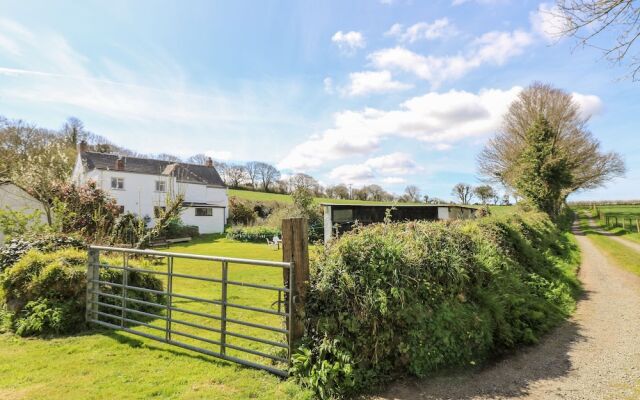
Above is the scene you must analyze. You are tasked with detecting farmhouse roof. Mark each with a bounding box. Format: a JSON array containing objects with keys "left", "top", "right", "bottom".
[{"left": 80, "top": 151, "right": 225, "bottom": 187}]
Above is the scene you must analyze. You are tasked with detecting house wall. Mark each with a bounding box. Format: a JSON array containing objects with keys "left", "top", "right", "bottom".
[
  {"left": 181, "top": 207, "right": 226, "bottom": 234},
  {"left": 74, "top": 161, "right": 228, "bottom": 233},
  {"left": 437, "top": 207, "right": 449, "bottom": 220},
  {"left": 0, "top": 184, "right": 48, "bottom": 243}
]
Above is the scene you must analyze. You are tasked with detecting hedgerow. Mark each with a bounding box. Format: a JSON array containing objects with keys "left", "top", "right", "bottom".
[
  {"left": 292, "top": 210, "right": 579, "bottom": 398},
  {"left": 0, "top": 247, "right": 164, "bottom": 336}
]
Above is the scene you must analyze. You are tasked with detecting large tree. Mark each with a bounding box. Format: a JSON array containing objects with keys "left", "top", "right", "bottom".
[
  {"left": 555, "top": 0, "right": 640, "bottom": 80},
  {"left": 223, "top": 164, "right": 247, "bottom": 188},
  {"left": 255, "top": 162, "right": 280, "bottom": 192},
  {"left": 403, "top": 185, "right": 421, "bottom": 203},
  {"left": 474, "top": 185, "right": 497, "bottom": 205},
  {"left": 479, "top": 82, "right": 625, "bottom": 204},
  {"left": 245, "top": 161, "right": 260, "bottom": 189},
  {"left": 514, "top": 115, "right": 573, "bottom": 217},
  {"left": 451, "top": 183, "right": 474, "bottom": 204}
]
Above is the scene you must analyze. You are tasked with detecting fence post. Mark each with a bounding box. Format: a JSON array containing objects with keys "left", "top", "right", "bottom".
[
  {"left": 86, "top": 247, "right": 99, "bottom": 324},
  {"left": 623, "top": 218, "right": 626, "bottom": 230},
  {"left": 282, "top": 218, "right": 309, "bottom": 352}
]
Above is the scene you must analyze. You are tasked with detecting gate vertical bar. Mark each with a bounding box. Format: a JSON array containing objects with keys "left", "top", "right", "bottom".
[
  {"left": 165, "top": 256, "right": 174, "bottom": 342},
  {"left": 220, "top": 261, "right": 228, "bottom": 355},
  {"left": 86, "top": 248, "right": 100, "bottom": 323},
  {"left": 121, "top": 253, "right": 128, "bottom": 327}
]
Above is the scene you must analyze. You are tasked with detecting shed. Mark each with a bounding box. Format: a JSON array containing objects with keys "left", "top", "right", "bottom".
[
  {"left": 321, "top": 203, "right": 477, "bottom": 243},
  {"left": 0, "top": 181, "right": 48, "bottom": 244}
]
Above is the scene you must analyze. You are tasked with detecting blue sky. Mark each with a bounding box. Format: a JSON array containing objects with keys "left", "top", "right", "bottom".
[{"left": 0, "top": 0, "right": 637, "bottom": 201}]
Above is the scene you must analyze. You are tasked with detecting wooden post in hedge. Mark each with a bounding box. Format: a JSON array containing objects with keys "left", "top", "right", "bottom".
[
  {"left": 86, "top": 247, "right": 100, "bottom": 324},
  {"left": 282, "top": 218, "right": 309, "bottom": 350},
  {"left": 623, "top": 218, "right": 626, "bottom": 230},
  {"left": 636, "top": 218, "right": 640, "bottom": 233}
]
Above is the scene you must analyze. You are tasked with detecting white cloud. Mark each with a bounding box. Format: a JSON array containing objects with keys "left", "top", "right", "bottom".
[
  {"left": 530, "top": 3, "right": 569, "bottom": 42},
  {"left": 385, "top": 19, "right": 453, "bottom": 43},
  {"left": 279, "top": 86, "right": 602, "bottom": 172},
  {"left": 327, "top": 152, "right": 420, "bottom": 184},
  {"left": 370, "top": 29, "right": 533, "bottom": 87},
  {"left": 329, "top": 164, "right": 375, "bottom": 184},
  {"left": 365, "top": 152, "right": 420, "bottom": 175},
  {"left": 343, "top": 70, "right": 412, "bottom": 96},
  {"left": 323, "top": 77, "right": 334, "bottom": 94},
  {"left": 279, "top": 87, "right": 523, "bottom": 171},
  {"left": 382, "top": 177, "right": 406, "bottom": 184},
  {"left": 571, "top": 92, "right": 603, "bottom": 119},
  {"left": 331, "top": 31, "right": 365, "bottom": 54}
]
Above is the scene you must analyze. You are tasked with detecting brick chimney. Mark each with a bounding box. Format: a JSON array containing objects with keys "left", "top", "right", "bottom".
[
  {"left": 77, "top": 140, "right": 88, "bottom": 153},
  {"left": 115, "top": 156, "right": 125, "bottom": 171},
  {"left": 205, "top": 157, "right": 213, "bottom": 167}
]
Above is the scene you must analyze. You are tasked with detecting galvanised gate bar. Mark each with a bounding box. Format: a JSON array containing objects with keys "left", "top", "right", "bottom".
[{"left": 85, "top": 245, "right": 294, "bottom": 377}]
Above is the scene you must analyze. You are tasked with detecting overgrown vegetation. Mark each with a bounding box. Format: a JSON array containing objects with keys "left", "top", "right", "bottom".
[
  {"left": 0, "top": 237, "right": 163, "bottom": 336},
  {"left": 292, "top": 210, "right": 580, "bottom": 398}
]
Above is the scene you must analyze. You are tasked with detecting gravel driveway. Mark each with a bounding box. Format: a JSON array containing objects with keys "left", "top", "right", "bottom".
[{"left": 371, "top": 224, "right": 640, "bottom": 400}]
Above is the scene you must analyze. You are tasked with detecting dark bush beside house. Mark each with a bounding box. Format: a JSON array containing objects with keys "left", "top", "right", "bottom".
[
  {"left": 0, "top": 245, "right": 164, "bottom": 336},
  {"left": 291, "top": 210, "right": 580, "bottom": 398}
]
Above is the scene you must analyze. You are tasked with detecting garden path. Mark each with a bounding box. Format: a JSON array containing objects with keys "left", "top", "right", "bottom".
[{"left": 372, "top": 222, "right": 640, "bottom": 400}]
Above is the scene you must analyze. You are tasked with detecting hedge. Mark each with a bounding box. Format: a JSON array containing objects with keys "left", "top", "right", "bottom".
[
  {"left": 0, "top": 246, "right": 164, "bottom": 336},
  {"left": 291, "top": 210, "right": 580, "bottom": 398}
]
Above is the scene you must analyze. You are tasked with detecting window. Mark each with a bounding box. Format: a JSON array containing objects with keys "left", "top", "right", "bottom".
[
  {"left": 155, "top": 180, "right": 166, "bottom": 192},
  {"left": 111, "top": 177, "right": 124, "bottom": 190},
  {"left": 154, "top": 206, "right": 166, "bottom": 218},
  {"left": 333, "top": 209, "right": 353, "bottom": 223},
  {"left": 195, "top": 207, "right": 213, "bottom": 216}
]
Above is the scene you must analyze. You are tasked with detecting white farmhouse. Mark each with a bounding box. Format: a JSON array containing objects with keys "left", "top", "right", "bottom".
[
  {"left": 0, "top": 181, "right": 48, "bottom": 243},
  {"left": 71, "top": 142, "right": 228, "bottom": 234}
]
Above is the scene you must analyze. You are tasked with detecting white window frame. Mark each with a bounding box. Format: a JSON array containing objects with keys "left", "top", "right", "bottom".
[
  {"left": 111, "top": 177, "right": 124, "bottom": 190},
  {"left": 155, "top": 180, "right": 166, "bottom": 192}
]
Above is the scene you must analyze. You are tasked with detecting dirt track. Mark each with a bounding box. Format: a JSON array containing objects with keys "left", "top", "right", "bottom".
[{"left": 372, "top": 224, "right": 640, "bottom": 400}]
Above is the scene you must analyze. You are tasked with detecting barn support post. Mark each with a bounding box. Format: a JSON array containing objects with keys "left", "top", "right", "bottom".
[
  {"left": 282, "top": 218, "right": 309, "bottom": 353},
  {"left": 86, "top": 248, "right": 99, "bottom": 324}
]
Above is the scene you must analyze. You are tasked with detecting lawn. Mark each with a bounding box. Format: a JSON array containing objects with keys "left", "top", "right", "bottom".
[{"left": 0, "top": 235, "right": 312, "bottom": 400}]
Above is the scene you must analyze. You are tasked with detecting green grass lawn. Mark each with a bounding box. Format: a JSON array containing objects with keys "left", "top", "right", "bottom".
[
  {"left": 0, "top": 235, "right": 312, "bottom": 400},
  {"left": 576, "top": 212, "right": 640, "bottom": 277}
]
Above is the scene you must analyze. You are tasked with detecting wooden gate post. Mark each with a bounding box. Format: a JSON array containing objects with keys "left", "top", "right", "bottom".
[
  {"left": 636, "top": 219, "right": 640, "bottom": 233},
  {"left": 86, "top": 248, "right": 99, "bottom": 324},
  {"left": 282, "top": 218, "right": 309, "bottom": 348}
]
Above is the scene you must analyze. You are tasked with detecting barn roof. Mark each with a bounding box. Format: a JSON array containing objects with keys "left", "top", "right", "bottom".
[{"left": 80, "top": 152, "right": 225, "bottom": 187}]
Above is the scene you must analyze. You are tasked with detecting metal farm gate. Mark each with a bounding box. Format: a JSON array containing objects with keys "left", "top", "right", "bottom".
[{"left": 85, "top": 218, "right": 309, "bottom": 377}]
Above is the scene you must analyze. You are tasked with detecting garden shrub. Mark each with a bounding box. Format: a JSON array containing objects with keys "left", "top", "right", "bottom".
[
  {"left": 162, "top": 218, "right": 199, "bottom": 239},
  {"left": 227, "top": 226, "right": 281, "bottom": 242},
  {"left": 0, "top": 247, "right": 164, "bottom": 336},
  {"left": 0, "top": 234, "right": 85, "bottom": 273},
  {"left": 292, "top": 211, "right": 580, "bottom": 398}
]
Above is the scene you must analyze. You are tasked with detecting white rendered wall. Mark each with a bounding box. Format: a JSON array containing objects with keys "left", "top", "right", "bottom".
[
  {"left": 0, "top": 184, "right": 48, "bottom": 243},
  {"left": 75, "top": 166, "right": 228, "bottom": 234},
  {"left": 180, "top": 207, "right": 225, "bottom": 234},
  {"left": 437, "top": 207, "right": 449, "bottom": 220}
]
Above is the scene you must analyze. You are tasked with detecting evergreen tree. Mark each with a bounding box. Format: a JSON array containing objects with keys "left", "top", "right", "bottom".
[{"left": 515, "top": 114, "right": 573, "bottom": 217}]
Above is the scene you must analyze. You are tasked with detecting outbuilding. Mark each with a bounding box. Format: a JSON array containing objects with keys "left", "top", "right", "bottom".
[
  {"left": 322, "top": 203, "right": 477, "bottom": 243},
  {"left": 0, "top": 181, "right": 48, "bottom": 244}
]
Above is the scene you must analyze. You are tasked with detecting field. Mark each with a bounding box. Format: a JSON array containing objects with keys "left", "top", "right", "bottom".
[
  {"left": 576, "top": 211, "right": 640, "bottom": 277},
  {"left": 579, "top": 204, "right": 640, "bottom": 243},
  {"left": 228, "top": 188, "right": 417, "bottom": 205},
  {"left": 0, "top": 235, "right": 311, "bottom": 400}
]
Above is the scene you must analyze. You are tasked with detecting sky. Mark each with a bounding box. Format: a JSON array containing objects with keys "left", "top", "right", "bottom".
[{"left": 0, "top": 0, "right": 638, "bottom": 201}]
